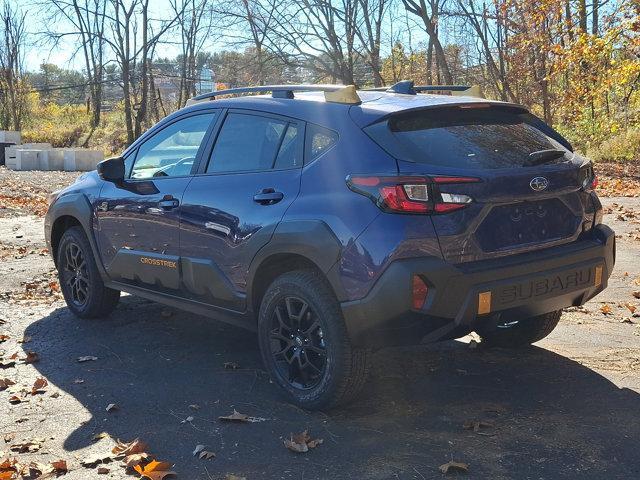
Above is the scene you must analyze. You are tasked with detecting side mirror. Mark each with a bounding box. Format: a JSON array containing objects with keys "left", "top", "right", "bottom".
[{"left": 97, "top": 156, "right": 125, "bottom": 183}]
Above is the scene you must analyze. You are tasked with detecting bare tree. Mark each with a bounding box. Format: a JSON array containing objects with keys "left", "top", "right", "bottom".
[
  {"left": 0, "top": 1, "right": 28, "bottom": 130},
  {"left": 105, "top": 0, "right": 182, "bottom": 142},
  {"left": 171, "top": 0, "right": 214, "bottom": 107},
  {"left": 44, "top": 0, "right": 108, "bottom": 128},
  {"left": 401, "top": 0, "right": 453, "bottom": 84},
  {"left": 268, "top": 0, "right": 361, "bottom": 85},
  {"left": 354, "top": 0, "right": 390, "bottom": 86}
]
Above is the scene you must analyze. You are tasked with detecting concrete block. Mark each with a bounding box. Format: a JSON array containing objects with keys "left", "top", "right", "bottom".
[
  {"left": 4, "top": 145, "right": 18, "bottom": 169},
  {"left": 63, "top": 149, "right": 104, "bottom": 171},
  {"left": 38, "top": 149, "right": 65, "bottom": 171},
  {"left": 22, "top": 142, "right": 52, "bottom": 150},
  {"left": 15, "top": 149, "right": 40, "bottom": 170},
  {"left": 0, "top": 131, "right": 21, "bottom": 144}
]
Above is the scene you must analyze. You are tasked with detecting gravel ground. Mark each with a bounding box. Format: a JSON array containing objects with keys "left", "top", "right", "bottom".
[{"left": 0, "top": 167, "right": 639, "bottom": 480}]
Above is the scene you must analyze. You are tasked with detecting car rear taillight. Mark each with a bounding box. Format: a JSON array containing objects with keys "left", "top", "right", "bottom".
[{"left": 347, "top": 175, "right": 479, "bottom": 214}]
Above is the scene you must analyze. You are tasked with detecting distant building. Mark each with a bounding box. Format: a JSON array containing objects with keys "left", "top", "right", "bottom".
[{"left": 197, "top": 68, "right": 215, "bottom": 94}]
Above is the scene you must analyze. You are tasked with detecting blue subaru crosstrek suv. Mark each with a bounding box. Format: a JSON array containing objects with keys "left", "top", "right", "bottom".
[{"left": 45, "top": 82, "right": 615, "bottom": 410}]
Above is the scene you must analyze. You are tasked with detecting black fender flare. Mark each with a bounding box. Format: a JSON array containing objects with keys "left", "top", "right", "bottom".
[
  {"left": 46, "top": 193, "right": 108, "bottom": 279},
  {"left": 246, "top": 220, "right": 346, "bottom": 308}
]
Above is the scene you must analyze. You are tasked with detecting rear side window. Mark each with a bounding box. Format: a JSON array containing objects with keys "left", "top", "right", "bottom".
[
  {"left": 207, "top": 113, "right": 301, "bottom": 173},
  {"left": 305, "top": 124, "right": 338, "bottom": 162},
  {"left": 365, "top": 107, "right": 572, "bottom": 169}
]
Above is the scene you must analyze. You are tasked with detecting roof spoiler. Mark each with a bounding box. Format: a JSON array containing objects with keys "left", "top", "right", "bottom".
[{"left": 186, "top": 84, "right": 362, "bottom": 105}]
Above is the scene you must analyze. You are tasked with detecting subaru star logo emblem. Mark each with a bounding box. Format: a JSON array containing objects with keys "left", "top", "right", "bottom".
[{"left": 530, "top": 176, "right": 549, "bottom": 191}]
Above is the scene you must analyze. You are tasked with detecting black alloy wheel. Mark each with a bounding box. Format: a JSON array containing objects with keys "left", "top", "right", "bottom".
[
  {"left": 269, "top": 296, "right": 327, "bottom": 390},
  {"left": 62, "top": 241, "right": 90, "bottom": 308}
]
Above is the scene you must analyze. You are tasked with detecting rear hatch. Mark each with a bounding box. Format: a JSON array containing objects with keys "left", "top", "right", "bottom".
[{"left": 364, "top": 104, "right": 597, "bottom": 263}]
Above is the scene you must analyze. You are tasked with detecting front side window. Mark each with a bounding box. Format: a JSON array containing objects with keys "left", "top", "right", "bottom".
[
  {"left": 129, "top": 113, "right": 216, "bottom": 179},
  {"left": 206, "top": 113, "right": 301, "bottom": 173}
]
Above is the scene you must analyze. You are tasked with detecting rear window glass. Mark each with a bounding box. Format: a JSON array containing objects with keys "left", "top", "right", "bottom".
[
  {"left": 305, "top": 124, "right": 338, "bottom": 162},
  {"left": 365, "top": 107, "right": 572, "bottom": 169}
]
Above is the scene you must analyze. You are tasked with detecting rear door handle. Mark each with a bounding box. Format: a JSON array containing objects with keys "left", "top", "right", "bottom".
[
  {"left": 253, "top": 189, "right": 284, "bottom": 205},
  {"left": 158, "top": 196, "right": 180, "bottom": 209}
]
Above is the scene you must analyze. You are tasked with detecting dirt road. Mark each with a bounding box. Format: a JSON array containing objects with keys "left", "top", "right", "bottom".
[{"left": 0, "top": 167, "right": 639, "bottom": 479}]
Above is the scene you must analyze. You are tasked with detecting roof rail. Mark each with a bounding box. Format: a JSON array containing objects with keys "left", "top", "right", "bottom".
[
  {"left": 187, "top": 84, "right": 353, "bottom": 105},
  {"left": 365, "top": 80, "right": 471, "bottom": 95}
]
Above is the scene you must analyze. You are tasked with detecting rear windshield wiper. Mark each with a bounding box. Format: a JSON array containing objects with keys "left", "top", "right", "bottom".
[{"left": 526, "top": 149, "right": 567, "bottom": 166}]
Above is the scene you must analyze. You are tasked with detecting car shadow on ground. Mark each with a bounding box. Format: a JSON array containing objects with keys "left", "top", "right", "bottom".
[{"left": 24, "top": 295, "right": 640, "bottom": 480}]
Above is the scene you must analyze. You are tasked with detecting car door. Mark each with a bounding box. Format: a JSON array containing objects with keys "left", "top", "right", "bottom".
[
  {"left": 95, "top": 110, "right": 218, "bottom": 292},
  {"left": 179, "top": 110, "right": 304, "bottom": 310}
]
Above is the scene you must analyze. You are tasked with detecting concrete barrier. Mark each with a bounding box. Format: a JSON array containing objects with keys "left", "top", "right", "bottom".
[
  {"left": 4, "top": 145, "right": 18, "bottom": 169},
  {"left": 38, "top": 149, "right": 65, "bottom": 171},
  {"left": 15, "top": 149, "right": 41, "bottom": 170},
  {"left": 63, "top": 149, "right": 104, "bottom": 171},
  {"left": 0, "top": 131, "right": 21, "bottom": 144}
]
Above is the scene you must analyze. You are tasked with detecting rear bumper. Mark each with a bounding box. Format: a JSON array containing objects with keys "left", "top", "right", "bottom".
[{"left": 341, "top": 224, "right": 615, "bottom": 348}]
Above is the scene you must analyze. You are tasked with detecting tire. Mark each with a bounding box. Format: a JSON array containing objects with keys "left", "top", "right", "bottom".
[
  {"left": 57, "top": 226, "right": 120, "bottom": 318},
  {"left": 257, "top": 270, "right": 369, "bottom": 410},
  {"left": 477, "top": 310, "right": 562, "bottom": 348}
]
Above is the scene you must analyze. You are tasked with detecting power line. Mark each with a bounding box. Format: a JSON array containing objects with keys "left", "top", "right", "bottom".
[{"left": 28, "top": 71, "right": 212, "bottom": 94}]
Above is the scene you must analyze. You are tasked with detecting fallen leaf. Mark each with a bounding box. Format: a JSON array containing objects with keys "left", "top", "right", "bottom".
[
  {"left": 462, "top": 420, "right": 494, "bottom": 432},
  {"left": 50, "top": 460, "right": 67, "bottom": 473},
  {"left": 625, "top": 303, "right": 637, "bottom": 314},
  {"left": 219, "top": 410, "right": 248, "bottom": 422},
  {"left": 439, "top": 461, "right": 469, "bottom": 474},
  {"left": 0, "top": 378, "right": 16, "bottom": 390},
  {"left": 8, "top": 394, "right": 27, "bottom": 404},
  {"left": 283, "top": 430, "right": 323, "bottom": 453},
  {"left": 106, "top": 403, "right": 118, "bottom": 412},
  {"left": 199, "top": 450, "right": 215, "bottom": 460},
  {"left": 192, "top": 445, "right": 205, "bottom": 456},
  {"left": 192, "top": 444, "right": 215, "bottom": 460},
  {"left": 23, "top": 351, "right": 39, "bottom": 364},
  {"left": 0, "top": 457, "right": 18, "bottom": 480},
  {"left": 133, "top": 460, "right": 176, "bottom": 480},
  {"left": 50, "top": 392, "right": 60, "bottom": 398},
  {"left": 218, "top": 409, "right": 266, "bottom": 423},
  {"left": 97, "top": 466, "right": 110, "bottom": 474},
  {"left": 92, "top": 432, "right": 111, "bottom": 441},
  {"left": 600, "top": 304, "right": 613, "bottom": 315},
  {"left": 112, "top": 438, "right": 148, "bottom": 457},
  {"left": 31, "top": 377, "right": 48, "bottom": 395},
  {"left": 0, "top": 334, "right": 9, "bottom": 342},
  {"left": 633, "top": 291, "right": 640, "bottom": 299},
  {"left": 0, "top": 358, "right": 16, "bottom": 368},
  {"left": 123, "top": 452, "right": 150, "bottom": 468},
  {"left": 39, "top": 459, "right": 67, "bottom": 477},
  {"left": 77, "top": 356, "right": 98, "bottom": 362},
  {"left": 10, "top": 439, "right": 43, "bottom": 453},
  {"left": 80, "top": 452, "right": 114, "bottom": 467}
]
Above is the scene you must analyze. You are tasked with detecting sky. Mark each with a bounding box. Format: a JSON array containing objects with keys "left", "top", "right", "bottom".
[{"left": 12, "top": 0, "right": 432, "bottom": 74}]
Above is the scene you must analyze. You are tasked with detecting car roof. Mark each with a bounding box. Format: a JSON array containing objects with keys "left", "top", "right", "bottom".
[{"left": 178, "top": 89, "right": 525, "bottom": 128}]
